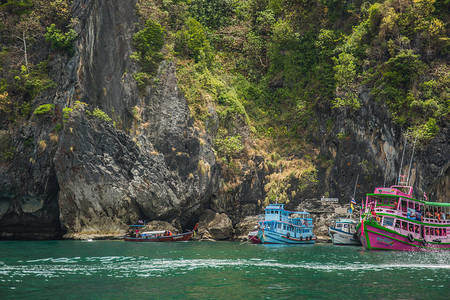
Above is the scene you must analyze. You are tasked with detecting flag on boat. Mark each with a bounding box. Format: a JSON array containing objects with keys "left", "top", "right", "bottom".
[
  {"left": 351, "top": 198, "right": 356, "bottom": 205},
  {"left": 424, "top": 192, "right": 428, "bottom": 201}
]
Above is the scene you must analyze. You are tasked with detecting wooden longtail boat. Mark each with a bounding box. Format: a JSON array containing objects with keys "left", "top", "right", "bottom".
[
  {"left": 124, "top": 224, "right": 198, "bottom": 242},
  {"left": 357, "top": 184, "right": 450, "bottom": 251}
]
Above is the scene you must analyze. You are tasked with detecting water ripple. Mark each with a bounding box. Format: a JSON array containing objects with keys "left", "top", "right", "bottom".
[{"left": 1, "top": 257, "right": 449, "bottom": 279}]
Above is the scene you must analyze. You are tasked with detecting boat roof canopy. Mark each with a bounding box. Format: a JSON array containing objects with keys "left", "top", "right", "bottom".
[
  {"left": 142, "top": 231, "right": 166, "bottom": 234},
  {"left": 424, "top": 201, "right": 450, "bottom": 207}
]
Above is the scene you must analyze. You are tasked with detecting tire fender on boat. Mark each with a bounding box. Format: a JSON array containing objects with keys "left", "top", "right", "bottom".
[{"left": 407, "top": 233, "right": 414, "bottom": 243}]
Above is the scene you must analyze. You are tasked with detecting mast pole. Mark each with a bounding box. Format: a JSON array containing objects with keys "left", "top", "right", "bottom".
[
  {"left": 349, "top": 174, "right": 359, "bottom": 219},
  {"left": 406, "top": 135, "right": 418, "bottom": 186},
  {"left": 398, "top": 137, "right": 407, "bottom": 184}
]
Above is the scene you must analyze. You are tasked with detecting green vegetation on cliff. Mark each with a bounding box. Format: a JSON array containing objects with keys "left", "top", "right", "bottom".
[
  {"left": 0, "top": 0, "right": 73, "bottom": 126},
  {"left": 1, "top": 0, "right": 448, "bottom": 203},
  {"left": 131, "top": 0, "right": 448, "bottom": 202}
]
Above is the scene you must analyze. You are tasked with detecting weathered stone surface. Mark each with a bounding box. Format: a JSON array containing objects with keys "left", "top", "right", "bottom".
[
  {"left": 0, "top": 117, "right": 62, "bottom": 239},
  {"left": 0, "top": 0, "right": 219, "bottom": 239},
  {"left": 198, "top": 209, "right": 234, "bottom": 240},
  {"left": 141, "top": 220, "right": 180, "bottom": 233},
  {"left": 234, "top": 215, "right": 260, "bottom": 241},
  {"left": 315, "top": 88, "right": 450, "bottom": 204}
]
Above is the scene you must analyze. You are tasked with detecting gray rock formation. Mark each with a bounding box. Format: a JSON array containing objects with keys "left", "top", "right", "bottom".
[
  {"left": 198, "top": 209, "right": 234, "bottom": 240},
  {"left": 234, "top": 215, "right": 260, "bottom": 241},
  {"left": 0, "top": 0, "right": 219, "bottom": 239},
  {"left": 316, "top": 88, "right": 449, "bottom": 204}
]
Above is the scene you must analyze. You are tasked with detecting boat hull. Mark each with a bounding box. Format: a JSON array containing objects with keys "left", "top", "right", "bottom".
[
  {"left": 124, "top": 231, "right": 194, "bottom": 242},
  {"left": 248, "top": 231, "right": 262, "bottom": 244},
  {"left": 328, "top": 227, "right": 361, "bottom": 246},
  {"left": 358, "top": 220, "right": 450, "bottom": 251},
  {"left": 258, "top": 230, "right": 316, "bottom": 244}
]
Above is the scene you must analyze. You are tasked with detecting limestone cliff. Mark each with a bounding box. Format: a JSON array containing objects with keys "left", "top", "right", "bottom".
[
  {"left": 0, "top": 0, "right": 448, "bottom": 240},
  {"left": 0, "top": 0, "right": 219, "bottom": 238}
]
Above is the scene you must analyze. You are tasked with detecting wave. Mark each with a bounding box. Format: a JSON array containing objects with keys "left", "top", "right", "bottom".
[{"left": 1, "top": 257, "right": 449, "bottom": 279}]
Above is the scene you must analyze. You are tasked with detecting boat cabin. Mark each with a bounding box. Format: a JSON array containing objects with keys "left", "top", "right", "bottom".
[
  {"left": 259, "top": 203, "right": 314, "bottom": 239},
  {"left": 141, "top": 230, "right": 167, "bottom": 238},
  {"left": 332, "top": 218, "right": 357, "bottom": 234}
]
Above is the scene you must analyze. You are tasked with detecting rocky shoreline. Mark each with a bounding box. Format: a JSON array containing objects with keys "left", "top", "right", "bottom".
[{"left": 54, "top": 199, "right": 353, "bottom": 243}]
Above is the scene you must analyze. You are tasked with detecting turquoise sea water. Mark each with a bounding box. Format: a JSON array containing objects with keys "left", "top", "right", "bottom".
[{"left": 0, "top": 241, "right": 449, "bottom": 299}]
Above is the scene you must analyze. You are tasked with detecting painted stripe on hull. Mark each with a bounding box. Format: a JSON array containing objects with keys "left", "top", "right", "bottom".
[{"left": 258, "top": 231, "right": 315, "bottom": 245}]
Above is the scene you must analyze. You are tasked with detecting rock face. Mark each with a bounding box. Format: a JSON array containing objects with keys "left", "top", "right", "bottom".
[
  {"left": 316, "top": 89, "right": 450, "bottom": 204},
  {"left": 0, "top": 114, "right": 63, "bottom": 239},
  {"left": 0, "top": 0, "right": 219, "bottom": 238},
  {"left": 234, "top": 215, "right": 260, "bottom": 241},
  {"left": 52, "top": 58, "right": 219, "bottom": 237},
  {"left": 198, "top": 209, "right": 234, "bottom": 240}
]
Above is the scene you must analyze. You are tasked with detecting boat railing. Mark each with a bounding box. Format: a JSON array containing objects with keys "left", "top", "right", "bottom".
[
  {"left": 378, "top": 207, "right": 450, "bottom": 224},
  {"left": 423, "top": 217, "right": 449, "bottom": 224}
]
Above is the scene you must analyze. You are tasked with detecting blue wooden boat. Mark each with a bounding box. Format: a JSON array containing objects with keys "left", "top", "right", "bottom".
[{"left": 257, "top": 203, "right": 316, "bottom": 244}]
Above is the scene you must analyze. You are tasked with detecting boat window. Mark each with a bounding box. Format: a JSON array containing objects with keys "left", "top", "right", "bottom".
[
  {"left": 401, "top": 202, "right": 407, "bottom": 212},
  {"left": 343, "top": 224, "right": 348, "bottom": 229},
  {"left": 395, "top": 219, "right": 401, "bottom": 228},
  {"left": 275, "top": 211, "right": 278, "bottom": 214},
  {"left": 409, "top": 223, "right": 414, "bottom": 232},
  {"left": 383, "top": 217, "right": 394, "bottom": 227},
  {"left": 336, "top": 224, "right": 342, "bottom": 229},
  {"left": 278, "top": 224, "right": 281, "bottom": 229},
  {"left": 283, "top": 225, "right": 286, "bottom": 230}
]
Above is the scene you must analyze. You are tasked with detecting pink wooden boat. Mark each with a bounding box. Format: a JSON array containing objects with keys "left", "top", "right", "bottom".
[{"left": 357, "top": 184, "right": 450, "bottom": 251}]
